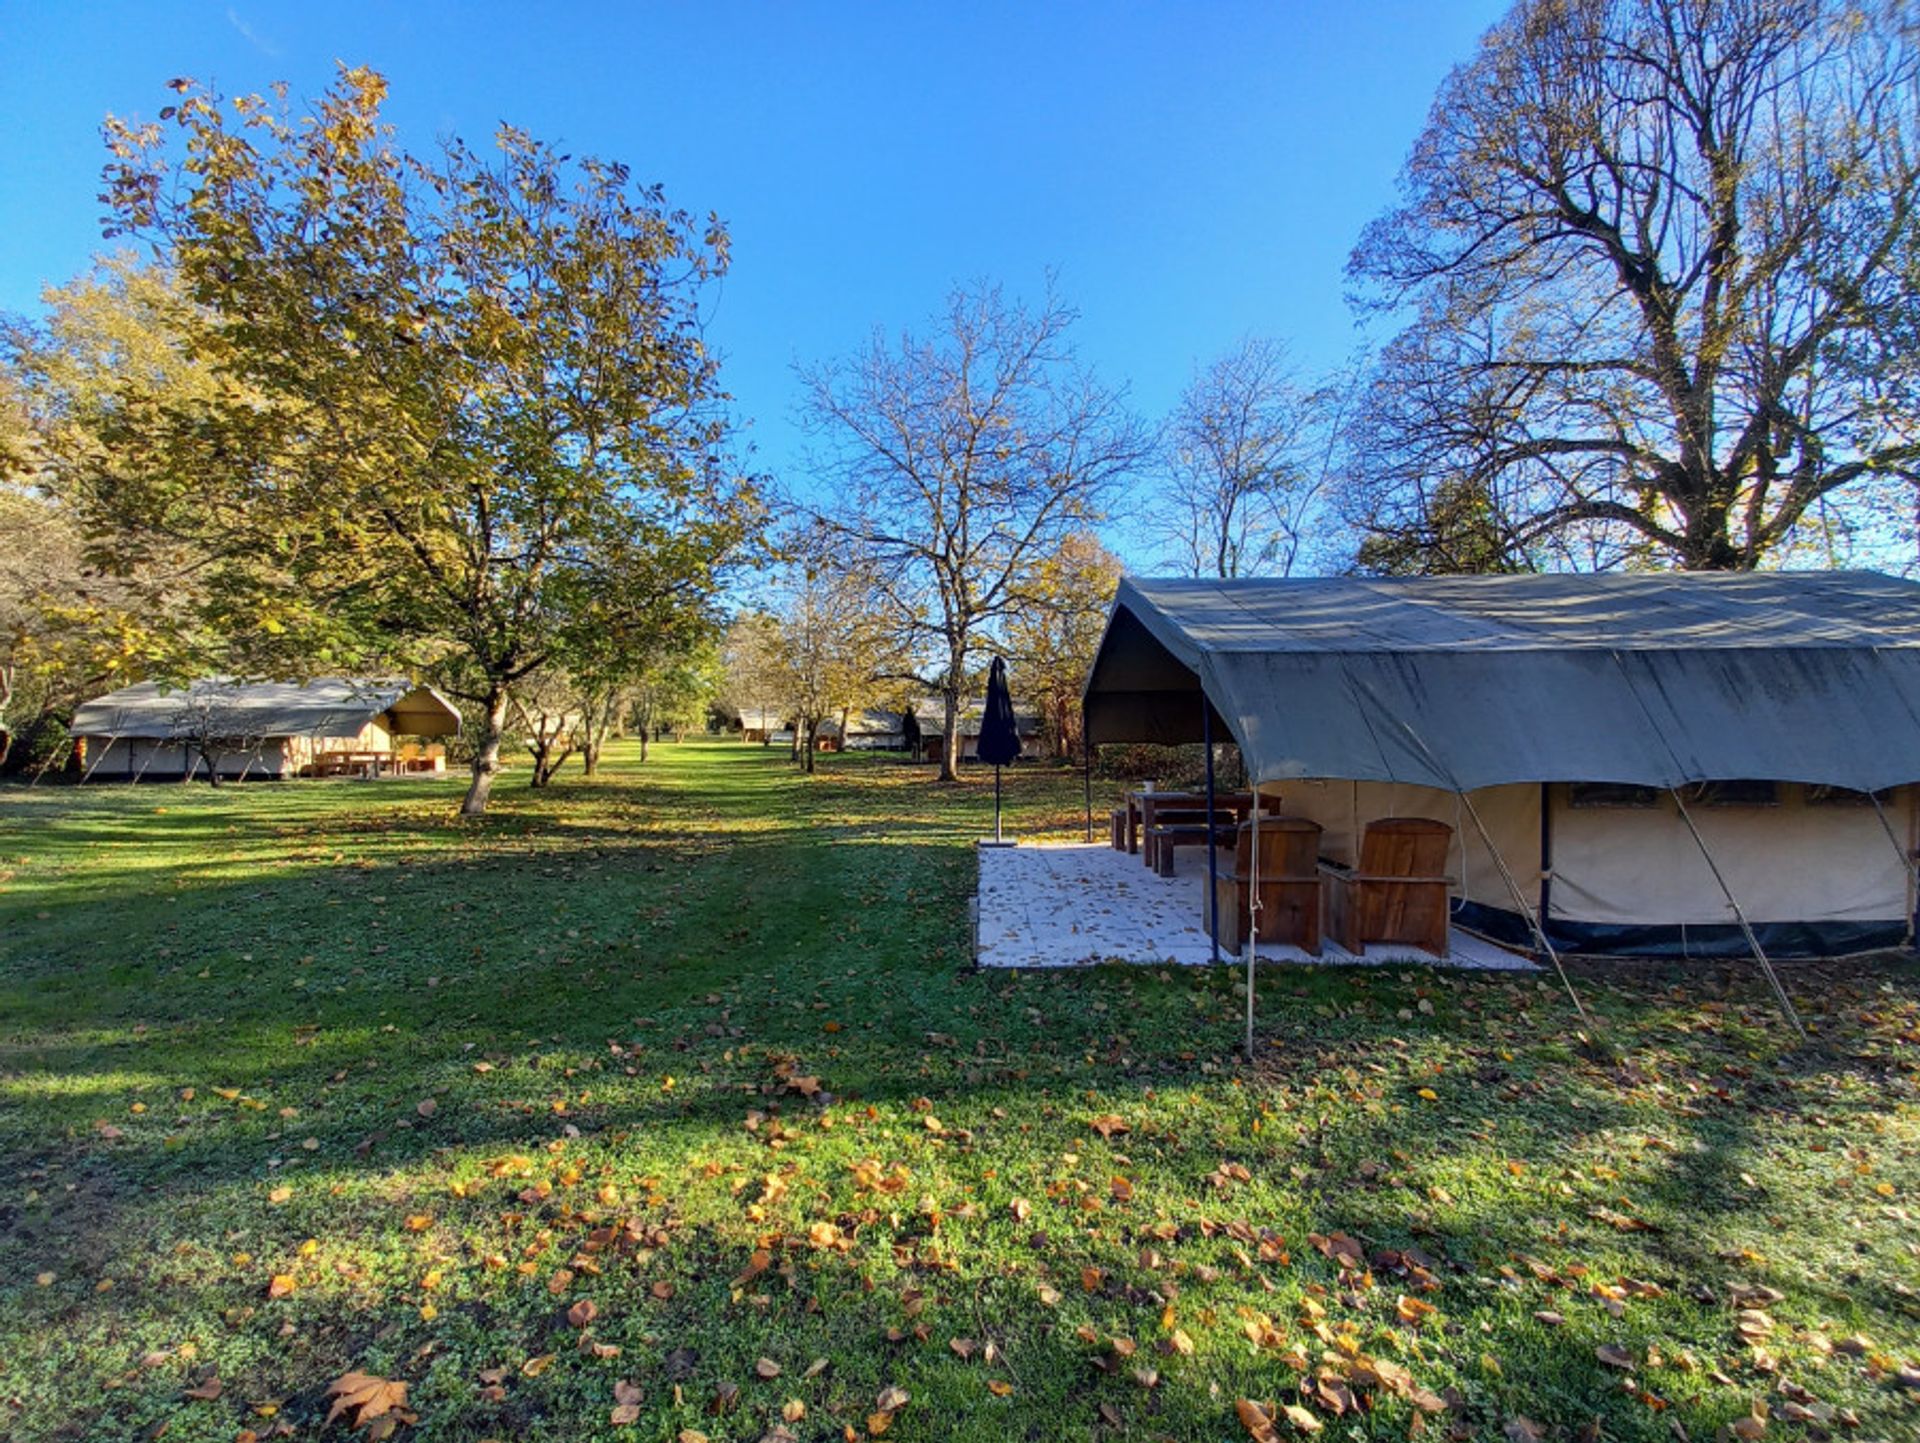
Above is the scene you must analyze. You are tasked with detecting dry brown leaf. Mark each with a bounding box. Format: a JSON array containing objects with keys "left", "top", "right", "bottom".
[
  {"left": 755, "top": 1357, "right": 781, "bottom": 1379},
  {"left": 568, "top": 1299, "right": 599, "bottom": 1329},
  {"left": 325, "top": 1371, "right": 408, "bottom": 1429},
  {"left": 1236, "top": 1398, "right": 1279, "bottom": 1442},
  {"left": 1595, "top": 1344, "right": 1634, "bottom": 1370},
  {"left": 1281, "top": 1402, "right": 1324, "bottom": 1434}
]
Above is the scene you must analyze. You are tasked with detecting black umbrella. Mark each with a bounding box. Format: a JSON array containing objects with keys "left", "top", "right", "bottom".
[{"left": 978, "top": 656, "right": 1023, "bottom": 843}]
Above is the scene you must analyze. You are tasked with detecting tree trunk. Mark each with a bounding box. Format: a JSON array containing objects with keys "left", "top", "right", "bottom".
[
  {"left": 940, "top": 678, "right": 962, "bottom": 783},
  {"left": 0, "top": 661, "right": 13, "bottom": 770},
  {"left": 803, "top": 717, "right": 817, "bottom": 774},
  {"left": 582, "top": 739, "right": 600, "bottom": 777},
  {"left": 461, "top": 686, "right": 510, "bottom": 817}
]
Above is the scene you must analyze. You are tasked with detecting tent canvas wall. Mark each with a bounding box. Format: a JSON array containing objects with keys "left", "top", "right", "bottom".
[
  {"left": 1082, "top": 572, "right": 1920, "bottom": 959},
  {"left": 69, "top": 678, "right": 460, "bottom": 781}
]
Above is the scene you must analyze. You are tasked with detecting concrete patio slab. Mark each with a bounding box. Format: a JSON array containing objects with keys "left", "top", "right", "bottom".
[{"left": 973, "top": 841, "right": 1536, "bottom": 971}]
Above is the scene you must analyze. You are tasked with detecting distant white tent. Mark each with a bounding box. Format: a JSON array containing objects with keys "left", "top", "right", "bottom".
[
  {"left": 1083, "top": 572, "right": 1920, "bottom": 962},
  {"left": 69, "top": 678, "right": 460, "bottom": 781}
]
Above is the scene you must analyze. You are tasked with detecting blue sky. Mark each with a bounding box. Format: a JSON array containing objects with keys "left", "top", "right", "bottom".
[{"left": 0, "top": 2, "right": 1506, "bottom": 527}]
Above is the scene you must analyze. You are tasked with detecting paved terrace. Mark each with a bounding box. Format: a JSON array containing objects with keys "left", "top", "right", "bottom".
[{"left": 973, "top": 841, "right": 1536, "bottom": 971}]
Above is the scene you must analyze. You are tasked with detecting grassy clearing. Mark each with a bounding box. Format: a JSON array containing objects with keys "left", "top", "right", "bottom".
[{"left": 2, "top": 739, "right": 1917, "bottom": 1443}]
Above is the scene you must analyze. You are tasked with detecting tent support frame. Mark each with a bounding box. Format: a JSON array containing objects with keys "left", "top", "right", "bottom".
[
  {"left": 1668, "top": 788, "right": 1806, "bottom": 1042},
  {"left": 1204, "top": 699, "right": 1221, "bottom": 964},
  {"left": 1082, "top": 732, "right": 1094, "bottom": 842},
  {"left": 1244, "top": 802, "right": 1259, "bottom": 1060}
]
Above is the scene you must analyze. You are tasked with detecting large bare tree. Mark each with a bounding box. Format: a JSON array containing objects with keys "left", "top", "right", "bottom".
[
  {"left": 1347, "top": 0, "right": 1920, "bottom": 571},
  {"left": 800, "top": 282, "right": 1150, "bottom": 780},
  {"left": 1155, "top": 339, "right": 1341, "bottom": 578}
]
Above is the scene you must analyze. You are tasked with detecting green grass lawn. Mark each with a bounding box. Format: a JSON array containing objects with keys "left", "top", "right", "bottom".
[{"left": 2, "top": 739, "right": 1917, "bottom": 1443}]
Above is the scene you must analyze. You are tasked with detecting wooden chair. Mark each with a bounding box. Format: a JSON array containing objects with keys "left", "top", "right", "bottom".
[
  {"left": 1319, "top": 817, "right": 1453, "bottom": 958},
  {"left": 1211, "top": 816, "right": 1322, "bottom": 954}
]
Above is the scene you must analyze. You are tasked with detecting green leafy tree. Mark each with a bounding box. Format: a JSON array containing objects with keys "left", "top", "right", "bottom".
[
  {"left": 1003, "top": 530, "right": 1122, "bottom": 757},
  {"left": 94, "top": 68, "right": 760, "bottom": 813},
  {"left": 1, "top": 256, "right": 214, "bottom": 768}
]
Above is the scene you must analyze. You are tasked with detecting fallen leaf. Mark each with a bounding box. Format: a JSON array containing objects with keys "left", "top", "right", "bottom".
[
  {"left": 1596, "top": 1344, "right": 1635, "bottom": 1370},
  {"left": 568, "top": 1299, "right": 598, "bottom": 1329},
  {"left": 325, "top": 1371, "right": 408, "bottom": 1429},
  {"left": 1281, "top": 1402, "right": 1324, "bottom": 1434}
]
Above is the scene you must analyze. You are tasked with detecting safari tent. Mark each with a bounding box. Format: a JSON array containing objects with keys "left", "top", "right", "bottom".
[
  {"left": 1081, "top": 572, "right": 1920, "bottom": 959},
  {"left": 69, "top": 678, "right": 461, "bottom": 782}
]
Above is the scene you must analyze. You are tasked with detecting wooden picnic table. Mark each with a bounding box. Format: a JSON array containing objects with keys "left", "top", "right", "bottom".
[
  {"left": 1121, "top": 789, "right": 1256, "bottom": 857},
  {"left": 315, "top": 749, "right": 393, "bottom": 779}
]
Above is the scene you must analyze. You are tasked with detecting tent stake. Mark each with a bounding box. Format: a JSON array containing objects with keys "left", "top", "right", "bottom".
[
  {"left": 1669, "top": 789, "right": 1806, "bottom": 1043},
  {"left": 1204, "top": 698, "right": 1221, "bottom": 964}
]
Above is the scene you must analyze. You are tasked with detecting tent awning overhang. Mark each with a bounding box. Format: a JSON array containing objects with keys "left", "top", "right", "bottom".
[{"left": 1082, "top": 572, "right": 1920, "bottom": 794}]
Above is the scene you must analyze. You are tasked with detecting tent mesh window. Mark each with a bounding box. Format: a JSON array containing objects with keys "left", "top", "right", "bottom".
[
  {"left": 1679, "top": 780, "right": 1780, "bottom": 807},
  {"left": 1568, "top": 782, "right": 1661, "bottom": 809}
]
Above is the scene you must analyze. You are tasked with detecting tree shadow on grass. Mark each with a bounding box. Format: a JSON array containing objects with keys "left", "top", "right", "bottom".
[{"left": 4, "top": 751, "right": 1918, "bottom": 1441}]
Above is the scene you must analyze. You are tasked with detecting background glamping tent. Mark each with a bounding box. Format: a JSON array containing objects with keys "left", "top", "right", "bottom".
[
  {"left": 1082, "top": 572, "right": 1920, "bottom": 960},
  {"left": 69, "top": 678, "right": 461, "bottom": 781}
]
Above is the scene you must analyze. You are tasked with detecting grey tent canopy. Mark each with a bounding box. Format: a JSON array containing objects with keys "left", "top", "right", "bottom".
[
  {"left": 70, "top": 678, "right": 462, "bottom": 741},
  {"left": 1082, "top": 571, "right": 1920, "bottom": 793}
]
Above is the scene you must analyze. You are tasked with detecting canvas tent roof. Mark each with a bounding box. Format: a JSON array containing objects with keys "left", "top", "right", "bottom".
[
  {"left": 70, "top": 678, "right": 462, "bottom": 740},
  {"left": 1082, "top": 571, "right": 1920, "bottom": 793}
]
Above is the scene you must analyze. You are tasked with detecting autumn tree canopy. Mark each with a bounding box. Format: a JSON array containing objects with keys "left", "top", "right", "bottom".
[{"left": 90, "top": 67, "right": 761, "bottom": 813}]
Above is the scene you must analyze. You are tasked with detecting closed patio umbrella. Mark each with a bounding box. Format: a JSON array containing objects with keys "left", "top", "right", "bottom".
[{"left": 978, "top": 656, "right": 1022, "bottom": 844}]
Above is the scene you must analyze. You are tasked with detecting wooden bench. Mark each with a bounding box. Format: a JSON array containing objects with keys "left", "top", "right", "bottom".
[
  {"left": 1110, "top": 807, "right": 1128, "bottom": 851},
  {"left": 1147, "top": 808, "right": 1241, "bottom": 877}
]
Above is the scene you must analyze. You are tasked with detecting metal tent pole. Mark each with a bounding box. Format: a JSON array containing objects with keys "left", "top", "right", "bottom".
[
  {"left": 1669, "top": 788, "right": 1806, "bottom": 1042},
  {"left": 1082, "top": 731, "right": 1093, "bottom": 842},
  {"left": 1204, "top": 698, "right": 1221, "bottom": 963},
  {"left": 1244, "top": 803, "right": 1260, "bottom": 1060}
]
